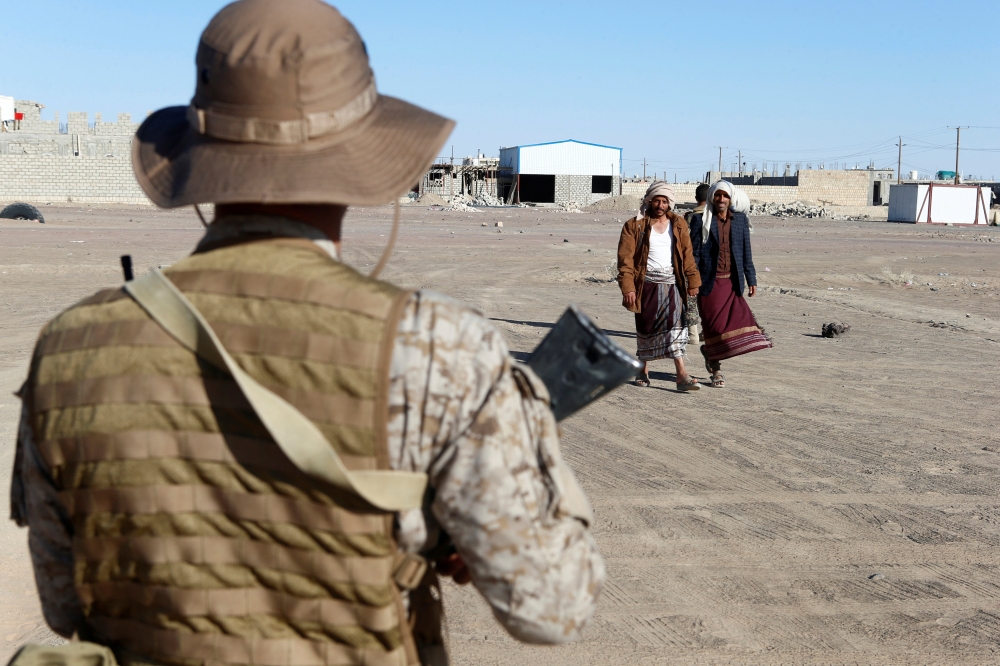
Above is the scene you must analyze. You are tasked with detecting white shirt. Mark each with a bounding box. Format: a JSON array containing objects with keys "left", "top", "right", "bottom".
[{"left": 646, "top": 222, "right": 673, "bottom": 279}]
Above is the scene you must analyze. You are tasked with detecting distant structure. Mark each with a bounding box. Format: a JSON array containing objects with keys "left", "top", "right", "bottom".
[
  {"left": 703, "top": 167, "right": 896, "bottom": 206},
  {"left": 419, "top": 151, "right": 500, "bottom": 200},
  {"left": 0, "top": 98, "right": 149, "bottom": 204},
  {"left": 499, "top": 140, "right": 622, "bottom": 205}
]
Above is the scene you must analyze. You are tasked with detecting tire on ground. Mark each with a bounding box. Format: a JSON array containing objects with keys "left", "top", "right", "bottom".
[{"left": 0, "top": 203, "right": 44, "bottom": 223}]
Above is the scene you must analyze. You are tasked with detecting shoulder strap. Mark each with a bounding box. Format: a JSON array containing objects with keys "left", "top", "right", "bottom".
[{"left": 124, "top": 269, "right": 428, "bottom": 512}]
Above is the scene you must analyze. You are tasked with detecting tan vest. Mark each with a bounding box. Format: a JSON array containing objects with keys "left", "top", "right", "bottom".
[{"left": 25, "top": 238, "right": 421, "bottom": 666}]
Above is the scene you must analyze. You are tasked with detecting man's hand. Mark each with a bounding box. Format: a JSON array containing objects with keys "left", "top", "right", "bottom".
[
  {"left": 747, "top": 285, "right": 757, "bottom": 297},
  {"left": 623, "top": 291, "right": 637, "bottom": 309},
  {"left": 435, "top": 552, "right": 472, "bottom": 585},
  {"left": 687, "top": 288, "right": 698, "bottom": 297}
]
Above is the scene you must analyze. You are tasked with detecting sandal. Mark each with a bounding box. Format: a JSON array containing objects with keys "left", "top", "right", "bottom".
[
  {"left": 710, "top": 372, "right": 725, "bottom": 388},
  {"left": 635, "top": 373, "right": 651, "bottom": 387},
  {"left": 700, "top": 345, "right": 714, "bottom": 375},
  {"left": 676, "top": 376, "right": 701, "bottom": 391}
]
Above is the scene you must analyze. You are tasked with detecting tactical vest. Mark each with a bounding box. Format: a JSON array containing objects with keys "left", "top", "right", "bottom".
[{"left": 25, "top": 237, "right": 421, "bottom": 666}]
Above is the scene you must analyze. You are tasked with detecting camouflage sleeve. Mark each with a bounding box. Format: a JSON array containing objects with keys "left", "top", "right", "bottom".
[
  {"left": 387, "top": 290, "right": 605, "bottom": 644},
  {"left": 12, "top": 404, "right": 85, "bottom": 638}
]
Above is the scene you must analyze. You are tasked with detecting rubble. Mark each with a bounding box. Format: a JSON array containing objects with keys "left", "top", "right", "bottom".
[
  {"left": 821, "top": 322, "right": 851, "bottom": 338},
  {"left": 416, "top": 193, "right": 447, "bottom": 206},
  {"left": 561, "top": 201, "right": 582, "bottom": 213},
  {"left": 469, "top": 192, "right": 504, "bottom": 207},
  {"left": 750, "top": 201, "right": 837, "bottom": 218}
]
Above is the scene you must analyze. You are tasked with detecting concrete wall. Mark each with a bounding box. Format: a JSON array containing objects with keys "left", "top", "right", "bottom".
[
  {"left": 0, "top": 101, "right": 149, "bottom": 204},
  {"left": 622, "top": 182, "right": 699, "bottom": 202},
  {"left": 557, "top": 174, "right": 621, "bottom": 205},
  {"left": 622, "top": 172, "right": 884, "bottom": 207},
  {"left": 0, "top": 153, "right": 149, "bottom": 204}
]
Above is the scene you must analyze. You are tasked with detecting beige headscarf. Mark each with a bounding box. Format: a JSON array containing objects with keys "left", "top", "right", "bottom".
[
  {"left": 639, "top": 181, "right": 675, "bottom": 218},
  {"left": 701, "top": 180, "right": 751, "bottom": 244}
]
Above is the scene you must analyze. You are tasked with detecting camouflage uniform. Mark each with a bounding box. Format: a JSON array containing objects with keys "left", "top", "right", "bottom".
[{"left": 11, "top": 218, "right": 606, "bottom": 645}]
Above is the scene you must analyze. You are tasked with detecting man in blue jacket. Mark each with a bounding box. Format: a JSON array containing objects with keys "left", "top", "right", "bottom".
[{"left": 688, "top": 181, "right": 772, "bottom": 387}]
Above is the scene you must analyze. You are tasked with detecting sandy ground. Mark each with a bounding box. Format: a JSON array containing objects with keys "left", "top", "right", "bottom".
[{"left": 1, "top": 202, "right": 998, "bottom": 664}]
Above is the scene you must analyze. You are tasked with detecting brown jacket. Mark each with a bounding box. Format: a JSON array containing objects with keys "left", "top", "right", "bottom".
[{"left": 616, "top": 211, "right": 702, "bottom": 313}]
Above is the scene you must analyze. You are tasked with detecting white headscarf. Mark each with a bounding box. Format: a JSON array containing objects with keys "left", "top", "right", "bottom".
[
  {"left": 701, "top": 180, "right": 750, "bottom": 244},
  {"left": 639, "top": 181, "right": 675, "bottom": 218}
]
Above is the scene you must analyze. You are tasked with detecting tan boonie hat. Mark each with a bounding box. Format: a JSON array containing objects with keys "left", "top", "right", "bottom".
[{"left": 132, "top": 0, "right": 454, "bottom": 208}]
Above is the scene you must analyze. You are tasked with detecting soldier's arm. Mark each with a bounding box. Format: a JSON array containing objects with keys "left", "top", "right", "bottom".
[
  {"left": 11, "top": 403, "right": 85, "bottom": 638},
  {"left": 388, "top": 291, "right": 605, "bottom": 644}
]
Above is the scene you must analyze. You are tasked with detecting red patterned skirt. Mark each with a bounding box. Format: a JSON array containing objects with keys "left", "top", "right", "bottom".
[{"left": 697, "top": 274, "right": 772, "bottom": 361}]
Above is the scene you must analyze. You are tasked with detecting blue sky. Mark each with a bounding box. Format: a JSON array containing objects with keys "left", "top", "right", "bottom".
[{"left": 4, "top": 0, "right": 999, "bottom": 181}]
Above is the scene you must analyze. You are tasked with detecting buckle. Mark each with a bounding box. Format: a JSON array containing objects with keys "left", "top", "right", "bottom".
[{"left": 392, "top": 552, "right": 428, "bottom": 590}]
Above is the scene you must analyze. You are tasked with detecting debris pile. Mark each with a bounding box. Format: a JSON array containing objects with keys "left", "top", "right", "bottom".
[
  {"left": 821, "top": 322, "right": 851, "bottom": 338},
  {"left": 750, "top": 201, "right": 836, "bottom": 218},
  {"left": 416, "top": 193, "right": 447, "bottom": 206},
  {"left": 561, "top": 201, "right": 583, "bottom": 213},
  {"left": 585, "top": 195, "right": 642, "bottom": 213},
  {"left": 448, "top": 200, "right": 480, "bottom": 212},
  {"left": 469, "top": 192, "right": 504, "bottom": 207}
]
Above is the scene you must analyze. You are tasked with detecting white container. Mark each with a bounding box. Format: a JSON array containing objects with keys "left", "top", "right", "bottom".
[
  {"left": 908, "top": 170, "right": 919, "bottom": 180},
  {"left": 888, "top": 183, "right": 990, "bottom": 224}
]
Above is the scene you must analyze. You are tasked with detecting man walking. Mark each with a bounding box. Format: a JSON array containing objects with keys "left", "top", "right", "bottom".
[
  {"left": 617, "top": 182, "right": 702, "bottom": 390},
  {"left": 684, "top": 183, "right": 710, "bottom": 225},
  {"left": 688, "top": 181, "right": 772, "bottom": 387},
  {"left": 10, "top": 2, "right": 604, "bottom": 665}
]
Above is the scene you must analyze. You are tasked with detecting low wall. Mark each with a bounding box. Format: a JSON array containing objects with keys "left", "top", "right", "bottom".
[
  {"left": 622, "top": 182, "right": 699, "bottom": 201},
  {"left": 622, "top": 171, "right": 874, "bottom": 207},
  {"left": 0, "top": 154, "right": 151, "bottom": 205}
]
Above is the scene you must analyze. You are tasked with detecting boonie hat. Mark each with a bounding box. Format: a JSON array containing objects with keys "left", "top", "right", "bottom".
[{"left": 132, "top": 0, "right": 454, "bottom": 207}]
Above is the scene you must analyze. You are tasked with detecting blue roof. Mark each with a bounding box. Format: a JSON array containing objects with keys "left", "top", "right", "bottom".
[{"left": 504, "top": 139, "right": 622, "bottom": 151}]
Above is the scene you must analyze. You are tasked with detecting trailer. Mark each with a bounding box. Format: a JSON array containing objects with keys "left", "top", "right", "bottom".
[{"left": 887, "top": 183, "right": 991, "bottom": 225}]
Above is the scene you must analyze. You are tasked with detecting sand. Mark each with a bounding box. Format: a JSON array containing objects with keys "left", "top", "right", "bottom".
[{"left": 1, "top": 203, "right": 999, "bottom": 664}]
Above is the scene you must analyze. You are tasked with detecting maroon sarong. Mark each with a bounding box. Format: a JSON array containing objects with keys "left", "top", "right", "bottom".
[{"left": 698, "top": 274, "right": 772, "bottom": 361}]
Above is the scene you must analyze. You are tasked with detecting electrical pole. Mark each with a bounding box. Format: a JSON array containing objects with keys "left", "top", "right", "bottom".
[
  {"left": 643, "top": 158, "right": 646, "bottom": 181},
  {"left": 717, "top": 147, "right": 724, "bottom": 175},
  {"left": 950, "top": 127, "right": 968, "bottom": 184},
  {"left": 896, "top": 136, "right": 906, "bottom": 183},
  {"left": 738, "top": 150, "right": 742, "bottom": 178}
]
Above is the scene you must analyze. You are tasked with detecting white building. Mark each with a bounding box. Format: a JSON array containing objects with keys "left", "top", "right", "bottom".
[
  {"left": 499, "top": 140, "right": 621, "bottom": 205},
  {"left": 888, "top": 183, "right": 992, "bottom": 224}
]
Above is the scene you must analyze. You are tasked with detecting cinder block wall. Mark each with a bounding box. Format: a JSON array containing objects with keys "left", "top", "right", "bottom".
[
  {"left": 622, "top": 181, "right": 699, "bottom": 203},
  {"left": 797, "top": 170, "right": 871, "bottom": 206},
  {"left": 0, "top": 154, "right": 150, "bottom": 204},
  {"left": 621, "top": 172, "right": 875, "bottom": 207}
]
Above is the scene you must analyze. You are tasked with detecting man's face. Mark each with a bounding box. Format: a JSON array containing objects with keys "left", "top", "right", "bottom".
[
  {"left": 649, "top": 195, "right": 670, "bottom": 218},
  {"left": 713, "top": 191, "right": 731, "bottom": 216}
]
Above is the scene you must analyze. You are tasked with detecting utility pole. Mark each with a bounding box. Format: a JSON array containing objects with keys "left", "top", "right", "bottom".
[
  {"left": 896, "top": 136, "right": 906, "bottom": 183},
  {"left": 449, "top": 145, "right": 454, "bottom": 198},
  {"left": 643, "top": 158, "right": 646, "bottom": 181},
  {"left": 950, "top": 127, "right": 968, "bottom": 184},
  {"left": 738, "top": 150, "right": 742, "bottom": 178},
  {"left": 717, "top": 147, "right": 724, "bottom": 175}
]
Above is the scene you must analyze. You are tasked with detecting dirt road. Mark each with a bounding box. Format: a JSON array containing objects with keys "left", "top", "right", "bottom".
[{"left": 1, "top": 203, "right": 998, "bottom": 664}]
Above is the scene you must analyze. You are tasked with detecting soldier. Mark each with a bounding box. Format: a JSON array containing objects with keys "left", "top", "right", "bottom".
[{"left": 9, "top": 2, "right": 605, "bottom": 666}]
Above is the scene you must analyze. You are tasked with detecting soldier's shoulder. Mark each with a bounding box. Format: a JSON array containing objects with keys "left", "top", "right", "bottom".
[
  {"left": 40, "top": 288, "right": 131, "bottom": 337},
  {"left": 397, "top": 289, "right": 508, "bottom": 362}
]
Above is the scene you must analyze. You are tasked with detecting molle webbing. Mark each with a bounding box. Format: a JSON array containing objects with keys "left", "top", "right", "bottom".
[{"left": 27, "top": 240, "right": 417, "bottom": 666}]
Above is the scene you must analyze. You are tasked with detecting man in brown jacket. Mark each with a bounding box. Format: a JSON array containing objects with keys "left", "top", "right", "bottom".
[{"left": 617, "top": 182, "right": 702, "bottom": 390}]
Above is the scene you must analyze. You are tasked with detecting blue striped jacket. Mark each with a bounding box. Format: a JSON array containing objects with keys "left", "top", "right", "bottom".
[{"left": 688, "top": 211, "right": 757, "bottom": 297}]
